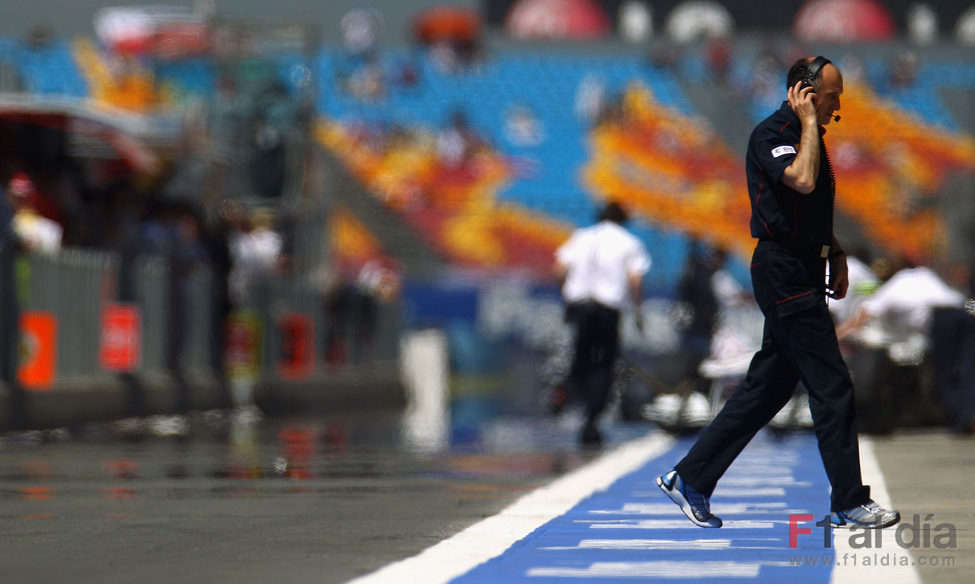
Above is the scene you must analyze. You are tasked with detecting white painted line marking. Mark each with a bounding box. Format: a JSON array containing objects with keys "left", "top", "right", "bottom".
[
  {"left": 589, "top": 501, "right": 808, "bottom": 516},
  {"left": 344, "top": 432, "right": 674, "bottom": 584},
  {"left": 582, "top": 519, "right": 780, "bottom": 529},
  {"left": 829, "top": 436, "right": 921, "bottom": 584},
  {"left": 713, "top": 488, "right": 787, "bottom": 497},
  {"left": 632, "top": 487, "right": 790, "bottom": 499},
  {"left": 720, "top": 477, "right": 811, "bottom": 487},
  {"left": 527, "top": 560, "right": 762, "bottom": 578},
  {"left": 543, "top": 539, "right": 784, "bottom": 552},
  {"left": 542, "top": 538, "right": 733, "bottom": 550}
]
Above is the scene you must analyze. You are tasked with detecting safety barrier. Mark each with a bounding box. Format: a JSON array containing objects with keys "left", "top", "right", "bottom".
[
  {"left": 3, "top": 248, "right": 404, "bottom": 429},
  {"left": 20, "top": 249, "right": 118, "bottom": 381}
]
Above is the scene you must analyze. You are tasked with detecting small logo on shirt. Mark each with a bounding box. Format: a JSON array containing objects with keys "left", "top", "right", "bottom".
[{"left": 771, "top": 145, "right": 796, "bottom": 158}]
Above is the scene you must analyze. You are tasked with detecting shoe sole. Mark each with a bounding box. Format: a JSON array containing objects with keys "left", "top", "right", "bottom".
[
  {"left": 830, "top": 512, "right": 901, "bottom": 529},
  {"left": 656, "top": 475, "right": 722, "bottom": 528}
]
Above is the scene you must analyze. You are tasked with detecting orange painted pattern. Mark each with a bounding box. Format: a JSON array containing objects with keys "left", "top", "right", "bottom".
[
  {"left": 316, "top": 120, "right": 571, "bottom": 271},
  {"left": 328, "top": 205, "right": 385, "bottom": 267},
  {"left": 583, "top": 82, "right": 755, "bottom": 259},
  {"left": 826, "top": 84, "right": 975, "bottom": 260},
  {"left": 318, "top": 78, "right": 975, "bottom": 273},
  {"left": 584, "top": 82, "right": 975, "bottom": 262}
]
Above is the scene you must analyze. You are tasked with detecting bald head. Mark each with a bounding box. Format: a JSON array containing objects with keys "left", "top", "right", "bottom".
[{"left": 787, "top": 56, "right": 844, "bottom": 126}]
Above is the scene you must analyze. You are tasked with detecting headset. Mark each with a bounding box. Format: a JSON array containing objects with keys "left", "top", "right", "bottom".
[
  {"left": 800, "top": 56, "right": 831, "bottom": 90},
  {"left": 800, "top": 56, "right": 840, "bottom": 122}
]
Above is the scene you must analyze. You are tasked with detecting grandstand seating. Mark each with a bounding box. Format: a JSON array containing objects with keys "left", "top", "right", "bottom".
[
  {"left": 0, "top": 39, "right": 87, "bottom": 96},
  {"left": 312, "top": 49, "right": 709, "bottom": 288},
  {"left": 318, "top": 49, "right": 694, "bottom": 225},
  {"left": 311, "top": 48, "right": 975, "bottom": 290},
  {"left": 2, "top": 35, "right": 973, "bottom": 292},
  {"left": 866, "top": 60, "right": 975, "bottom": 131}
]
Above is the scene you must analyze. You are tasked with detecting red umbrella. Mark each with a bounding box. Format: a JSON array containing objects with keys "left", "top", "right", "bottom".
[
  {"left": 413, "top": 6, "right": 482, "bottom": 45},
  {"left": 505, "top": 0, "right": 611, "bottom": 40},
  {"left": 794, "top": 0, "right": 895, "bottom": 42}
]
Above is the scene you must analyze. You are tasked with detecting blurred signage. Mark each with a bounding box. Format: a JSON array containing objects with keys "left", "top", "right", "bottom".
[
  {"left": 94, "top": 6, "right": 209, "bottom": 58},
  {"left": 486, "top": 0, "right": 804, "bottom": 30},
  {"left": 505, "top": 0, "right": 611, "bottom": 39},
  {"left": 99, "top": 304, "right": 141, "bottom": 372},
  {"left": 278, "top": 314, "right": 313, "bottom": 380},
  {"left": 482, "top": 0, "right": 975, "bottom": 37},
  {"left": 225, "top": 310, "right": 263, "bottom": 383},
  {"left": 19, "top": 311, "right": 57, "bottom": 390}
]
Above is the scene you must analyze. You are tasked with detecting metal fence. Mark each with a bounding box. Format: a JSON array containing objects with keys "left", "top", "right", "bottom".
[
  {"left": 20, "top": 249, "right": 117, "bottom": 382},
  {"left": 13, "top": 248, "right": 402, "bottom": 392},
  {"left": 133, "top": 255, "right": 169, "bottom": 375}
]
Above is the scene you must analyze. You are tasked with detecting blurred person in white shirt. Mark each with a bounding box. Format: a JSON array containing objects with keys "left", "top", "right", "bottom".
[
  {"left": 229, "top": 206, "right": 283, "bottom": 306},
  {"left": 835, "top": 257, "right": 967, "bottom": 431},
  {"left": 7, "top": 171, "right": 61, "bottom": 255},
  {"left": 836, "top": 259, "right": 965, "bottom": 360},
  {"left": 554, "top": 201, "right": 651, "bottom": 445}
]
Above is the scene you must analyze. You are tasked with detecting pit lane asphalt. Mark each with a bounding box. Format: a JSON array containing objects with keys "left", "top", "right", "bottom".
[
  {"left": 3, "top": 408, "right": 970, "bottom": 584},
  {"left": 0, "top": 406, "right": 632, "bottom": 584}
]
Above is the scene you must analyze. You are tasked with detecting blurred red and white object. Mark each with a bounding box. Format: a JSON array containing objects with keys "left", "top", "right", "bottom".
[
  {"left": 94, "top": 5, "right": 209, "bottom": 58},
  {"left": 8, "top": 171, "right": 35, "bottom": 199},
  {"left": 794, "top": 0, "right": 895, "bottom": 42},
  {"left": 505, "top": 0, "right": 611, "bottom": 40}
]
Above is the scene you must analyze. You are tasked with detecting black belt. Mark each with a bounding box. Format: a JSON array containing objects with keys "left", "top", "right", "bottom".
[
  {"left": 759, "top": 238, "right": 830, "bottom": 259},
  {"left": 568, "top": 299, "right": 619, "bottom": 313}
]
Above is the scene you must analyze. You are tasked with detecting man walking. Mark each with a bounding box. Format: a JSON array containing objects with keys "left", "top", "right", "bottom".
[
  {"left": 555, "top": 201, "right": 650, "bottom": 445},
  {"left": 657, "top": 57, "right": 900, "bottom": 529}
]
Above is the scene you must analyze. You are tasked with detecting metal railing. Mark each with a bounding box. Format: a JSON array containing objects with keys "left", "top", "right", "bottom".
[
  {"left": 10, "top": 247, "right": 402, "bottom": 397},
  {"left": 20, "top": 249, "right": 118, "bottom": 380}
]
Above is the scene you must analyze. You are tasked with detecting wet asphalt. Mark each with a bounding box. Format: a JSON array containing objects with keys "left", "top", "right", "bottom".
[{"left": 0, "top": 405, "right": 651, "bottom": 584}]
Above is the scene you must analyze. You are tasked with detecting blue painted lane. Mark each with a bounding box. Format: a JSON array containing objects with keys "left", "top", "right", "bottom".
[{"left": 451, "top": 432, "right": 835, "bottom": 583}]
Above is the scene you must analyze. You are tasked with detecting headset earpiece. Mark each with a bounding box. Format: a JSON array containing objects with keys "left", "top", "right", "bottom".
[{"left": 800, "top": 56, "right": 831, "bottom": 91}]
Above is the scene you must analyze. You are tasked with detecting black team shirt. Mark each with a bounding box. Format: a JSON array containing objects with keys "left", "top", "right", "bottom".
[{"left": 745, "top": 101, "right": 835, "bottom": 246}]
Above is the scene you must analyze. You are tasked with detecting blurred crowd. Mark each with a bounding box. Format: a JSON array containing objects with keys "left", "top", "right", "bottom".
[
  {"left": 0, "top": 156, "right": 292, "bottom": 296},
  {"left": 830, "top": 251, "right": 975, "bottom": 434},
  {"left": 655, "top": 241, "right": 975, "bottom": 435},
  {"left": 0, "top": 9, "right": 973, "bottom": 431}
]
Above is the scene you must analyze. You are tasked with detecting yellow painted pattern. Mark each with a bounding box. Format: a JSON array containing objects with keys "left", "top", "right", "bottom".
[
  {"left": 72, "top": 39, "right": 156, "bottom": 111},
  {"left": 584, "top": 81, "right": 975, "bottom": 262},
  {"left": 315, "top": 120, "right": 572, "bottom": 270},
  {"left": 328, "top": 205, "right": 384, "bottom": 266},
  {"left": 583, "top": 82, "right": 754, "bottom": 258}
]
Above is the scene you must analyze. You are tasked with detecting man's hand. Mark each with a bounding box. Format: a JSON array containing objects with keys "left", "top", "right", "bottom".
[
  {"left": 787, "top": 81, "right": 818, "bottom": 126},
  {"left": 827, "top": 254, "right": 849, "bottom": 300}
]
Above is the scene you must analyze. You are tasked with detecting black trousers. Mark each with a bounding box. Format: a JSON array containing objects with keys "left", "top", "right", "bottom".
[
  {"left": 675, "top": 241, "right": 870, "bottom": 512},
  {"left": 567, "top": 301, "right": 621, "bottom": 423}
]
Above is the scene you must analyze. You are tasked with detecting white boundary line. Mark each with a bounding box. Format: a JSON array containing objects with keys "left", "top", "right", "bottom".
[
  {"left": 345, "top": 432, "right": 675, "bottom": 584},
  {"left": 829, "top": 436, "right": 921, "bottom": 584}
]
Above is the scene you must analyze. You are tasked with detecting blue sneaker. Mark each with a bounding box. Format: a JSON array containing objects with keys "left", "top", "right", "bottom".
[
  {"left": 656, "top": 469, "right": 722, "bottom": 528},
  {"left": 830, "top": 500, "right": 900, "bottom": 529}
]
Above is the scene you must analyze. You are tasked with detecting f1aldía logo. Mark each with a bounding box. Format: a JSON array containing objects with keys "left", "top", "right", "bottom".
[{"left": 788, "top": 514, "right": 957, "bottom": 549}]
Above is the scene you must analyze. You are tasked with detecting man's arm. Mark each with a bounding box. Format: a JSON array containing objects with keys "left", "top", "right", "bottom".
[
  {"left": 627, "top": 271, "right": 643, "bottom": 309},
  {"left": 780, "top": 81, "right": 821, "bottom": 195},
  {"left": 628, "top": 271, "right": 644, "bottom": 331},
  {"left": 827, "top": 234, "right": 848, "bottom": 299},
  {"left": 552, "top": 259, "right": 568, "bottom": 288}
]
